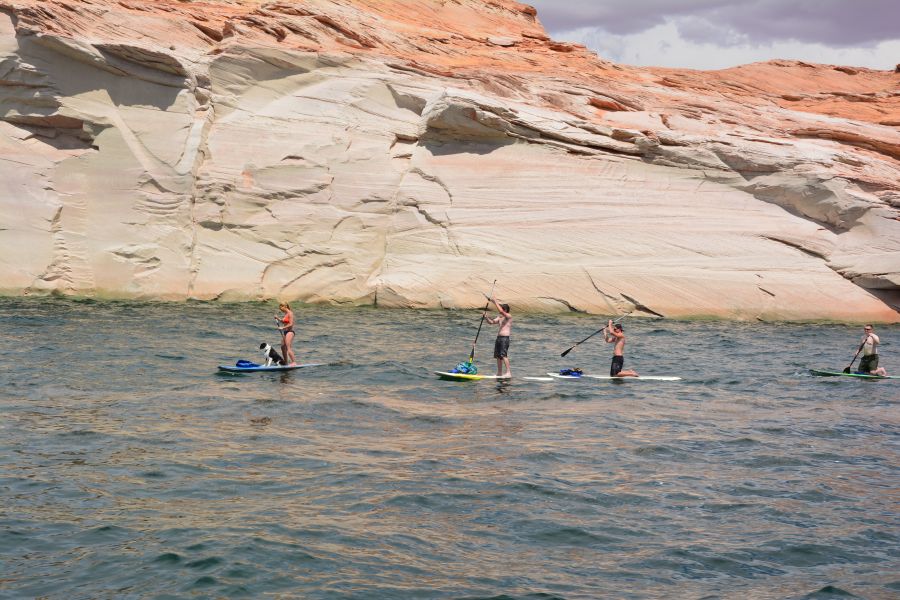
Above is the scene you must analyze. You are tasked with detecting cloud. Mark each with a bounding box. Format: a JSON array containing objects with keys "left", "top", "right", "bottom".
[
  {"left": 675, "top": 15, "right": 748, "bottom": 47},
  {"left": 528, "top": 0, "right": 900, "bottom": 46},
  {"left": 527, "top": 0, "right": 721, "bottom": 35},
  {"left": 557, "top": 21, "right": 900, "bottom": 70}
]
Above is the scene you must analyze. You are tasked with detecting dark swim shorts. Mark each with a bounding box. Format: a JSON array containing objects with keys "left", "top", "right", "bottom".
[
  {"left": 858, "top": 354, "right": 879, "bottom": 373},
  {"left": 610, "top": 355, "right": 624, "bottom": 376},
  {"left": 494, "top": 336, "right": 510, "bottom": 359}
]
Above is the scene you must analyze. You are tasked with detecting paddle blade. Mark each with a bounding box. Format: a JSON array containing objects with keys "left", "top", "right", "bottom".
[
  {"left": 560, "top": 347, "right": 573, "bottom": 358},
  {"left": 843, "top": 366, "right": 851, "bottom": 373}
]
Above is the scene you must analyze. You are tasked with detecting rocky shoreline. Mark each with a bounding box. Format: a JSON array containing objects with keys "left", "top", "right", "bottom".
[{"left": 1, "top": 0, "right": 897, "bottom": 321}]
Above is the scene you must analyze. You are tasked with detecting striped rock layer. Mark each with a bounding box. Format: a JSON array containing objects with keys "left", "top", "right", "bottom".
[{"left": 1, "top": 0, "right": 898, "bottom": 320}]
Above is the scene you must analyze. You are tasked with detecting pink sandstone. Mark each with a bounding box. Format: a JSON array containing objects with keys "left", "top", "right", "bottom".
[{"left": 0, "top": 0, "right": 897, "bottom": 321}]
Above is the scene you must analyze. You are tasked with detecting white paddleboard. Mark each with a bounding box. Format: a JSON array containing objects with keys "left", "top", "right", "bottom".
[
  {"left": 547, "top": 373, "right": 682, "bottom": 381},
  {"left": 587, "top": 375, "right": 682, "bottom": 381}
]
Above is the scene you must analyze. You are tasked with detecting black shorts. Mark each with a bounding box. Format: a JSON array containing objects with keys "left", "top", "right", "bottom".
[
  {"left": 494, "top": 336, "right": 510, "bottom": 358},
  {"left": 858, "top": 354, "right": 879, "bottom": 373},
  {"left": 610, "top": 355, "right": 624, "bottom": 376}
]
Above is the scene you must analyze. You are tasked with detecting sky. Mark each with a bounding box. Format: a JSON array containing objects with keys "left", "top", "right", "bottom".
[{"left": 527, "top": 0, "right": 900, "bottom": 71}]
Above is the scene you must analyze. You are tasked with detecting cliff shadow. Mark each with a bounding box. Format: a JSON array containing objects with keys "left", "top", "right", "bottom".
[
  {"left": 17, "top": 34, "right": 189, "bottom": 113},
  {"left": 419, "top": 137, "right": 516, "bottom": 157}
]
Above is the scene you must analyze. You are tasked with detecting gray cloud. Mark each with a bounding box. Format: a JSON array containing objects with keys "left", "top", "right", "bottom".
[
  {"left": 527, "top": 0, "right": 719, "bottom": 35},
  {"left": 527, "top": 0, "right": 900, "bottom": 47},
  {"left": 675, "top": 16, "right": 747, "bottom": 47}
]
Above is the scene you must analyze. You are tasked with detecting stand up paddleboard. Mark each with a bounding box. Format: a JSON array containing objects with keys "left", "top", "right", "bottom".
[
  {"left": 434, "top": 371, "right": 511, "bottom": 381},
  {"left": 587, "top": 375, "right": 682, "bottom": 381},
  {"left": 809, "top": 369, "right": 897, "bottom": 380},
  {"left": 218, "top": 362, "right": 325, "bottom": 373},
  {"left": 547, "top": 373, "right": 682, "bottom": 381}
]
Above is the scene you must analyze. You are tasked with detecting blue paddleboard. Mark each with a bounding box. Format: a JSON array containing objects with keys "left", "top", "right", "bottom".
[{"left": 218, "top": 362, "right": 324, "bottom": 373}]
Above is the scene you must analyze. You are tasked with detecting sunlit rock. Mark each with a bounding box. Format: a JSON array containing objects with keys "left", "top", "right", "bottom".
[{"left": 0, "top": 0, "right": 897, "bottom": 321}]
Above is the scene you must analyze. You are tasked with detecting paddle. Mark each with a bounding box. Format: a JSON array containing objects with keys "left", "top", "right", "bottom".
[
  {"left": 843, "top": 338, "right": 867, "bottom": 373},
  {"left": 560, "top": 327, "right": 606, "bottom": 358},
  {"left": 469, "top": 279, "right": 497, "bottom": 363},
  {"left": 560, "top": 316, "right": 624, "bottom": 358},
  {"left": 275, "top": 316, "right": 284, "bottom": 341}
]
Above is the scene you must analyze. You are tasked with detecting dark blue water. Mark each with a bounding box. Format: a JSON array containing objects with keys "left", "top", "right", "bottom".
[{"left": 1, "top": 298, "right": 898, "bottom": 599}]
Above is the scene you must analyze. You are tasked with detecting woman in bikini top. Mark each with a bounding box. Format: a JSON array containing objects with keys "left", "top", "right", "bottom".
[{"left": 276, "top": 302, "right": 296, "bottom": 365}]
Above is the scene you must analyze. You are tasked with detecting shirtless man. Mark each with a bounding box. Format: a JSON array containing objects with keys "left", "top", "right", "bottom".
[
  {"left": 604, "top": 319, "right": 638, "bottom": 377},
  {"left": 857, "top": 324, "right": 887, "bottom": 376},
  {"left": 484, "top": 295, "right": 512, "bottom": 378}
]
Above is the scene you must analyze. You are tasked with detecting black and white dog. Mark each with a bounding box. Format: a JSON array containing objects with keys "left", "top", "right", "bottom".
[{"left": 259, "top": 342, "right": 286, "bottom": 367}]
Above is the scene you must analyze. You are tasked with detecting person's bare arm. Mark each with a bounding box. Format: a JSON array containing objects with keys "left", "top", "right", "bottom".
[
  {"left": 493, "top": 298, "right": 510, "bottom": 319},
  {"left": 483, "top": 293, "right": 510, "bottom": 319},
  {"left": 603, "top": 319, "right": 614, "bottom": 343}
]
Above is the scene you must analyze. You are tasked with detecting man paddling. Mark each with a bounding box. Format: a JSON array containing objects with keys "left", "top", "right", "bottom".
[
  {"left": 604, "top": 320, "right": 638, "bottom": 377},
  {"left": 484, "top": 295, "right": 512, "bottom": 378},
  {"left": 856, "top": 324, "right": 888, "bottom": 376}
]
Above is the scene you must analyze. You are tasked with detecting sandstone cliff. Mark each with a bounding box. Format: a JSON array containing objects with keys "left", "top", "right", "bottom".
[{"left": 1, "top": 0, "right": 898, "bottom": 321}]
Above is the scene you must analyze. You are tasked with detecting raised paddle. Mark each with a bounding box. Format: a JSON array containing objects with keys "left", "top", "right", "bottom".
[{"left": 469, "top": 280, "right": 497, "bottom": 363}]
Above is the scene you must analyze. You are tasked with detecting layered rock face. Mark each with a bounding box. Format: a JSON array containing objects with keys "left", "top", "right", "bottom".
[{"left": 1, "top": 0, "right": 898, "bottom": 320}]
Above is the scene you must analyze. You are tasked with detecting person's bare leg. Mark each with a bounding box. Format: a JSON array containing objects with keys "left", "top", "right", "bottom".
[
  {"left": 283, "top": 332, "right": 296, "bottom": 365},
  {"left": 496, "top": 358, "right": 503, "bottom": 377},
  {"left": 502, "top": 356, "right": 511, "bottom": 377},
  {"left": 617, "top": 369, "right": 639, "bottom": 377}
]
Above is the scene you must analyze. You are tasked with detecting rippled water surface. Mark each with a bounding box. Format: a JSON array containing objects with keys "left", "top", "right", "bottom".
[{"left": 1, "top": 298, "right": 898, "bottom": 599}]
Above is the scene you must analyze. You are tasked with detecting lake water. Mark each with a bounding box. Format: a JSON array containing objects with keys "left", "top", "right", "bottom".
[{"left": 1, "top": 298, "right": 898, "bottom": 599}]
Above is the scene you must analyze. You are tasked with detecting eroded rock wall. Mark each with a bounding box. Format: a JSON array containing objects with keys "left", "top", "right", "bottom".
[{"left": 1, "top": 0, "right": 898, "bottom": 320}]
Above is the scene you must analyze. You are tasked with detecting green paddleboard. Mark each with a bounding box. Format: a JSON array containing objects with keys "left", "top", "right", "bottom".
[{"left": 809, "top": 369, "right": 897, "bottom": 380}]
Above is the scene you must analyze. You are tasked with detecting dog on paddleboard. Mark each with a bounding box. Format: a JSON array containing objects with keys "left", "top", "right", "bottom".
[{"left": 259, "top": 342, "right": 286, "bottom": 367}]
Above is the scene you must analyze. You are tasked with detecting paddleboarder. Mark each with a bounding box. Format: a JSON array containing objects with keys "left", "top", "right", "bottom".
[
  {"left": 856, "top": 324, "right": 887, "bottom": 376},
  {"left": 484, "top": 295, "right": 512, "bottom": 378},
  {"left": 604, "top": 320, "right": 638, "bottom": 377},
  {"left": 275, "top": 302, "right": 297, "bottom": 366}
]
